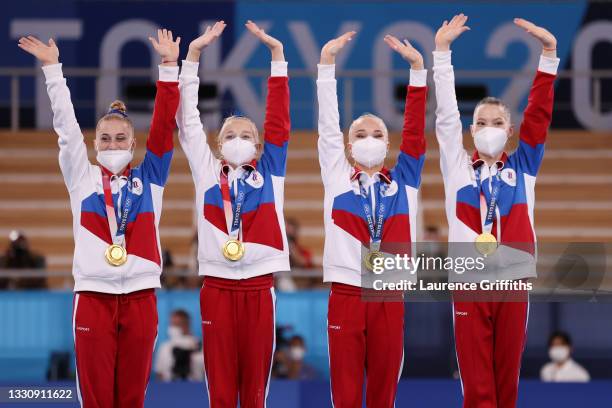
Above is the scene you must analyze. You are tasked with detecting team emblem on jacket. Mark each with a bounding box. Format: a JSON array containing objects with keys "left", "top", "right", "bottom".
[
  {"left": 130, "top": 177, "right": 144, "bottom": 195},
  {"left": 245, "top": 170, "right": 264, "bottom": 189},
  {"left": 383, "top": 180, "right": 398, "bottom": 197},
  {"left": 501, "top": 168, "right": 517, "bottom": 187}
]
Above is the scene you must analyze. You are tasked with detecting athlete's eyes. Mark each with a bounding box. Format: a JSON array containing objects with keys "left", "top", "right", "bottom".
[
  {"left": 476, "top": 121, "right": 486, "bottom": 126},
  {"left": 356, "top": 133, "right": 366, "bottom": 138},
  {"left": 373, "top": 133, "right": 383, "bottom": 138}
]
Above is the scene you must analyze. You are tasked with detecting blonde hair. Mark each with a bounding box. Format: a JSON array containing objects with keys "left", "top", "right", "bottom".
[
  {"left": 218, "top": 115, "right": 259, "bottom": 143},
  {"left": 348, "top": 113, "right": 389, "bottom": 139},
  {"left": 96, "top": 100, "right": 134, "bottom": 134},
  {"left": 474, "top": 97, "right": 512, "bottom": 124}
]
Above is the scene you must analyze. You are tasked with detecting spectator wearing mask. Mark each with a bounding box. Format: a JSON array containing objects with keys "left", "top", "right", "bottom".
[
  {"left": 0, "top": 230, "right": 46, "bottom": 289},
  {"left": 540, "top": 331, "right": 590, "bottom": 383},
  {"left": 155, "top": 309, "right": 203, "bottom": 381},
  {"left": 286, "top": 335, "right": 317, "bottom": 380}
]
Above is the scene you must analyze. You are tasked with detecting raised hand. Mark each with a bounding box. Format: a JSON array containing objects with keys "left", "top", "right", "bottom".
[
  {"left": 245, "top": 20, "right": 284, "bottom": 61},
  {"left": 514, "top": 18, "right": 557, "bottom": 57},
  {"left": 320, "top": 31, "right": 356, "bottom": 65},
  {"left": 17, "top": 36, "right": 59, "bottom": 66},
  {"left": 187, "top": 21, "right": 226, "bottom": 62},
  {"left": 435, "top": 14, "right": 470, "bottom": 51},
  {"left": 384, "top": 35, "right": 424, "bottom": 70},
  {"left": 149, "top": 29, "right": 180, "bottom": 66}
]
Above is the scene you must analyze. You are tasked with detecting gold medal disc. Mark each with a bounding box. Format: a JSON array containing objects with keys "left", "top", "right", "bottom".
[
  {"left": 223, "top": 239, "right": 245, "bottom": 261},
  {"left": 105, "top": 244, "right": 127, "bottom": 266},
  {"left": 364, "top": 250, "right": 384, "bottom": 271},
  {"left": 475, "top": 233, "right": 498, "bottom": 256}
]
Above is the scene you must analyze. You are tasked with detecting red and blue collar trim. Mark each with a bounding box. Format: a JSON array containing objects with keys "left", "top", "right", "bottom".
[
  {"left": 221, "top": 159, "right": 258, "bottom": 176},
  {"left": 350, "top": 166, "right": 392, "bottom": 184},
  {"left": 471, "top": 151, "right": 508, "bottom": 170}
]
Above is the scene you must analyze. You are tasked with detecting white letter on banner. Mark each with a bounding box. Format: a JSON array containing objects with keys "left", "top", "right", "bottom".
[
  {"left": 11, "top": 19, "right": 82, "bottom": 129},
  {"left": 199, "top": 20, "right": 267, "bottom": 128},
  {"left": 373, "top": 22, "right": 434, "bottom": 130},
  {"left": 98, "top": 20, "right": 158, "bottom": 129},
  {"left": 573, "top": 21, "right": 612, "bottom": 130}
]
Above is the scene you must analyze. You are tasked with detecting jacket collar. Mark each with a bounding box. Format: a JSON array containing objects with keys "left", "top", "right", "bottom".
[
  {"left": 471, "top": 151, "right": 508, "bottom": 170},
  {"left": 100, "top": 164, "right": 131, "bottom": 178},
  {"left": 350, "top": 166, "right": 392, "bottom": 184},
  {"left": 221, "top": 159, "right": 257, "bottom": 176}
]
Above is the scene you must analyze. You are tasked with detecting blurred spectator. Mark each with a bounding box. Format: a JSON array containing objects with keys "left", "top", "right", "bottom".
[
  {"left": 161, "top": 235, "right": 202, "bottom": 289},
  {"left": 286, "top": 335, "right": 317, "bottom": 380},
  {"left": 0, "top": 230, "right": 46, "bottom": 289},
  {"left": 286, "top": 218, "right": 314, "bottom": 269},
  {"left": 276, "top": 218, "right": 318, "bottom": 291},
  {"left": 271, "top": 326, "right": 292, "bottom": 378},
  {"left": 540, "top": 331, "right": 590, "bottom": 382},
  {"left": 272, "top": 329, "right": 317, "bottom": 380},
  {"left": 154, "top": 309, "right": 203, "bottom": 381},
  {"left": 162, "top": 248, "right": 174, "bottom": 270}
]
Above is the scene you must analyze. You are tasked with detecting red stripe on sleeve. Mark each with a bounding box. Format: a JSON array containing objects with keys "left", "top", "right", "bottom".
[
  {"left": 399, "top": 85, "right": 427, "bottom": 158},
  {"left": 519, "top": 71, "right": 556, "bottom": 148},
  {"left": 146, "top": 81, "right": 180, "bottom": 157},
  {"left": 263, "top": 77, "right": 290, "bottom": 147}
]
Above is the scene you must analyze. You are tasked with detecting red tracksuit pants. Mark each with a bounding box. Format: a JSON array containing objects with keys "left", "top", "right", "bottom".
[
  {"left": 327, "top": 283, "right": 405, "bottom": 408},
  {"left": 200, "top": 274, "right": 275, "bottom": 408},
  {"left": 72, "top": 289, "right": 158, "bottom": 408},
  {"left": 453, "top": 289, "right": 529, "bottom": 408}
]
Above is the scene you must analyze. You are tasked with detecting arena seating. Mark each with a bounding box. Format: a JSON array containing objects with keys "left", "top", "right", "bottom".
[{"left": 1, "top": 130, "right": 610, "bottom": 287}]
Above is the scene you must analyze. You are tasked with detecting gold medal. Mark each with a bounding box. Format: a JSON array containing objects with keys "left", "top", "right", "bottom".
[
  {"left": 475, "top": 233, "right": 498, "bottom": 256},
  {"left": 105, "top": 244, "right": 127, "bottom": 266},
  {"left": 364, "top": 250, "right": 384, "bottom": 271},
  {"left": 223, "top": 239, "right": 245, "bottom": 261}
]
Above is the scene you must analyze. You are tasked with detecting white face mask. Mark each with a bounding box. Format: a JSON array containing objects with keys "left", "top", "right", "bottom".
[
  {"left": 289, "top": 346, "right": 305, "bottom": 361},
  {"left": 221, "top": 137, "right": 257, "bottom": 166},
  {"left": 473, "top": 126, "right": 508, "bottom": 158},
  {"left": 549, "top": 345, "right": 570, "bottom": 363},
  {"left": 96, "top": 149, "right": 133, "bottom": 174},
  {"left": 350, "top": 136, "right": 388, "bottom": 168}
]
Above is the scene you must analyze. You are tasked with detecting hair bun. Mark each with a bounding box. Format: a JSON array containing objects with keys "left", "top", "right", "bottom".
[{"left": 108, "top": 100, "right": 127, "bottom": 114}]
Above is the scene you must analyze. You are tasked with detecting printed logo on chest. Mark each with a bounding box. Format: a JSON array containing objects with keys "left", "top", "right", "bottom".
[
  {"left": 500, "top": 168, "right": 517, "bottom": 187},
  {"left": 383, "top": 180, "right": 398, "bottom": 197},
  {"left": 130, "top": 177, "right": 144, "bottom": 195},
  {"left": 244, "top": 170, "right": 264, "bottom": 189}
]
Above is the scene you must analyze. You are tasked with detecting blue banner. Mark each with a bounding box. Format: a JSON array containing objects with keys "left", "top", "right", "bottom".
[{"left": 4, "top": 1, "right": 611, "bottom": 130}]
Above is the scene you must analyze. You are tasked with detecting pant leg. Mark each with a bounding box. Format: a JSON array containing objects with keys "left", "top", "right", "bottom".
[
  {"left": 200, "top": 285, "right": 239, "bottom": 408},
  {"left": 452, "top": 296, "right": 497, "bottom": 408},
  {"left": 237, "top": 287, "right": 275, "bottom": 408},
  {"left": 364, "top": 301, "right": 404, "bottom": 408},
  {"left": 493, "top": 293, "right": 528, "bottom": 408},
  {"left": 73, "top": 292, "right": 117, "bottom": 408},
  {"left": 114, "top": 291, "right": 158, "bottom": 408},
  {"left": 328, "top": 291, "right": 366, "bottom": 408}
]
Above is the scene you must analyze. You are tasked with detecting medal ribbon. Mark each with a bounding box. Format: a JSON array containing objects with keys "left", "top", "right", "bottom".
[
  {"left": 359, "top": 178, "right": 387, "bottom": 249},
  {"left": 102, "top": 173, "right": 134, "bottom": 246},
  {"left": 220, "top": 169, "right": 248, "bottom": 240},
  {"left": 475, "top": 166, "right": 501, "bottom": 235}
]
